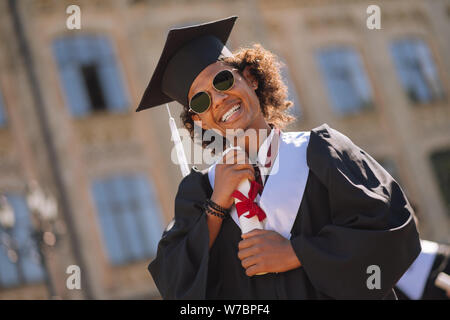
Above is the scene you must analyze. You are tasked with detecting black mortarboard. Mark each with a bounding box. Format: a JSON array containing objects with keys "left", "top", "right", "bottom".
[{"left": 136, "top": 16, "right": 238, "bottom": 112}]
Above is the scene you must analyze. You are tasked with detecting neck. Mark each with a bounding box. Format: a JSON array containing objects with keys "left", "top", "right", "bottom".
[{"left": 232, "top": 116, "right": 271, "bottom": 161}]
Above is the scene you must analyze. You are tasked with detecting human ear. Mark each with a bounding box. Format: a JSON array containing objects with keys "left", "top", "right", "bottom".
[{"left": 242, "top": 65, "right": 258, "bottom": 90}]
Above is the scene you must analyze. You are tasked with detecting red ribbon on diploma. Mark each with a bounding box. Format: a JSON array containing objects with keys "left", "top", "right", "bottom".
[{"left": 231, "top": 180, "right": 267, "bottom": 222}]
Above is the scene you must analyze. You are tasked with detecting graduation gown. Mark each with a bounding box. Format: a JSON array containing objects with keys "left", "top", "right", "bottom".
[{"left": 148, "top": 123, "right": 421, "bottom": 299}]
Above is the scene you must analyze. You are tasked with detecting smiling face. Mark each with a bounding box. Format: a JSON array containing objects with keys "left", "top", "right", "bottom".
[{"left": 188, "top": 61, "right": 269, "bottom": 137}]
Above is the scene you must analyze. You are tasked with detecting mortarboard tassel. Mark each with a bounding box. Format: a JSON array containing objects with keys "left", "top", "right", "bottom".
[{"left": 166, "top": 104, "right": 190, "bottom": 177}]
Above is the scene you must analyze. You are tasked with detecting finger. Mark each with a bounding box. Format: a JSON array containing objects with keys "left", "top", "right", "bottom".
[
  {"left": 245, "top": 262, "right": 267, "bottom": 277},
  {"left": 238, "top": 245, "right": 262, "bottom": 261},
  {"left": 233, "top": 168, "right": 255, "bottom": 182},
  {"left": 238, "top": 236, "right": 261, "bottom": 250},
  {"left": 242, "top": 229, "right": 268, "bottom": 239},
  {"left": 241, "top": 254, "right": 261, "bottom": 269},
  {"left": 232, "top": 163, "right": 254, "bottom": 172}
]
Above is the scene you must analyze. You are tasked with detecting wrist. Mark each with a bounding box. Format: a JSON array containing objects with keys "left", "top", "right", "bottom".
[
  {"left": 210, "top": 193, "right": 233, "bottom": 209},
  {"left": 204, "top": 199, "right": 231, "bottom": 220}
]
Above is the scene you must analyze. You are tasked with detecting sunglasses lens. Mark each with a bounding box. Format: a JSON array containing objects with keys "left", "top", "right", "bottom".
[
  {"left": 189, "top": 91, "right": 211, "bottom": 113},
  {"left": 189, "top": 70, "right": 234, "bottom": 113},
  {"left": 213, "top": 70, "right": 234, "bottom": 91}
]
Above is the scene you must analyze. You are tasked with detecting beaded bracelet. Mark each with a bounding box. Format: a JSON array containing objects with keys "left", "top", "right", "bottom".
[
  {"left": 205, "top": 199, "right": 230, "bottom": 215},
  {"left": 203, "top": 200, "right": 230, "bottom": 220},
  {"left": 204, "top": 205, "right": 227, "bottom": 219}
]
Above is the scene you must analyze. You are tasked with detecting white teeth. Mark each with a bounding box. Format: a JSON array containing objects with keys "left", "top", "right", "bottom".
[{"left": 221, "top": 104, "right": 241, "bottom": 122}]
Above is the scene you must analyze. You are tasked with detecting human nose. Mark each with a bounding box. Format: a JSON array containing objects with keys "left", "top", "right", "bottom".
[{"left": 211, "top": 90, "right": 228, "bottom": 110}]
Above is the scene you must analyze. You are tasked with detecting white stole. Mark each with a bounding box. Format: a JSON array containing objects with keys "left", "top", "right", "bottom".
[{"left": 207, "top": 131, "right": 310, "bottom": 239}]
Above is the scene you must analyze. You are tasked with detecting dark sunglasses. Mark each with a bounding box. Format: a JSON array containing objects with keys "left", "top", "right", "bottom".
[{"left": 189, "top": 69, "right": 236, "bottom": 114}]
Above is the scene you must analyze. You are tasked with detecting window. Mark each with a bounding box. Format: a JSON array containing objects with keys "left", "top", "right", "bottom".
[
  {"left": 390, "top": 38, "right": 445, "bottom": 104},
  {"left": 52, "top": 35, "right": 129, "bottom": 117},
  {"left": 317, "top": 46, "right": 373, "bottom": 115},
  {"left": 430, "top": 149, "right": 450, "bottom": 216},
  {"left": 91, "top": 174, "right": 164, "bottom": 265},
  {"left": 0, "top": 91, "right": 7, "bottom": 127},
  {"left": 0, "top": 194, "right": 44, "bottom": 288},
  {"left": 80, "top": 64, "right": 107, "bottom": 111}
]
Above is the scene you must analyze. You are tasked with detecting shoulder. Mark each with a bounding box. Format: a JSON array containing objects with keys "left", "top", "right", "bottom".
[
  {"left": 307, "top": 123, "right": 362, "bottom": 163},
  {"left": 306, "top": 123, "right": 372, "bottom": 181},
  {"left": 309, "top": 123, "right": 358, "bottom": 155},
  {"left": 281, "top": 123, "right": 355, "bottom": 160}
]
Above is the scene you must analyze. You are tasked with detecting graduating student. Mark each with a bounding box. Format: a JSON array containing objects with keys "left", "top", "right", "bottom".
[
  {"left": 396, "top": 240, "right": 450, "bottom": 300},
  {"left": 137, "top": 16, "right": 421, "bottom": 299}
]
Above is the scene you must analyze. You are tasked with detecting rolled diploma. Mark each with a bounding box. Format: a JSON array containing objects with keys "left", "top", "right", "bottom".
[
  {"left": 235, "top": 178, "right": 265, "bottom": 234},
  {"left": 234, "top": 178, "right": 267, "bottom": 276},
  {"left": 223, "top": 146, "right": 267, "bottom": 275},
  {"left": 222, "top": 146, "right": 266, "bottom": 233}
]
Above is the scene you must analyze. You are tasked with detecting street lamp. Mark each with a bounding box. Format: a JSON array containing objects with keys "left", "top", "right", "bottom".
[
  {"left": 0, "top": 181, "right": 60, "bottom": 298},
  {"left": 0, "top": 195, "right": 15, "bottom": 229},
  {"left": 27, "top": 181, "right": 59, "bottom": 249},
  {"left": 26, "top": 180, "right": 59, "bottom": 298},
  {"left": 0, "top": 195, "right": 19, "bottom": 266}
]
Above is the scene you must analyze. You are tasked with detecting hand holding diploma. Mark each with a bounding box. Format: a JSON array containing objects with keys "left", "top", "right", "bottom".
[
  {"left": 207, "top": 148, "right": 255, "bottom": 248},
  {"left": 211, "top": 147, "right": 300, "bottom": 277},
  {"left": 210, "top": 148, "right": 255, "bottom": 209},
  {"left": 238, "top": 229, "right": 302, "bottom": 277}
]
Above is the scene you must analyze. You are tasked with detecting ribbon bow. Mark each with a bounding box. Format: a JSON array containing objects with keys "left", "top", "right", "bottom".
[{"left": 231, "top": 180, "right": 267, "bottom": 222}]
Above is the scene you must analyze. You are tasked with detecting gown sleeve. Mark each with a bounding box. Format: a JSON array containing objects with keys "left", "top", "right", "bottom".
[
  {"left": 148, "top": 169, "right": 211, "bottom": 299},
  {"left": 290, "top": 124, "right": 421, "bottom": 299}
]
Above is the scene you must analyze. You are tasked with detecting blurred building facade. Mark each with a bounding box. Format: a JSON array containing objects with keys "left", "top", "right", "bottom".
[{"left": 0, "top": 0, "right": 448, "bottom": 299}]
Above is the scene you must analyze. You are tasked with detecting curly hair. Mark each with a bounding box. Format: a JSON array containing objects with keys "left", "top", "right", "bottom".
[{"left": 180, "top": 43, "right": 296, "bottom": 150}]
